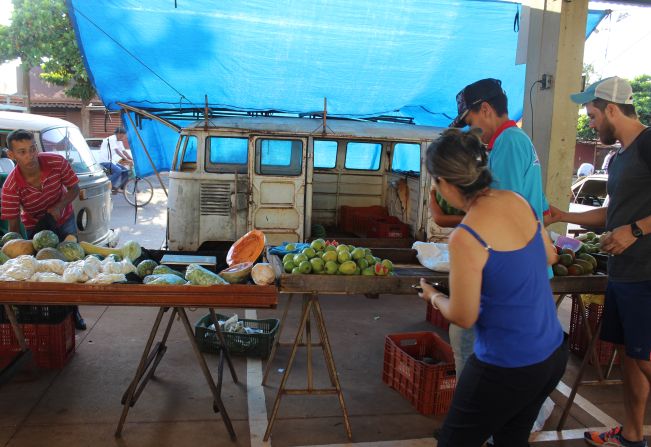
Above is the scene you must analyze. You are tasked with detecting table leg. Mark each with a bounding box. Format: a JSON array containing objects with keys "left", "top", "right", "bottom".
[
  {"left": 116, "top": 307, "right": 168, "bottom": 436},
  {"left": 208, "top": 308, "right": 238, "bottom": 383},
  {"left": 312, "top": 294, "right": 352, "bottom": 440},
  {"left": 0, "top": 304, "right": 33, "bottom": 385},
  {"left": 262, "top": 293, "right": 294, "bottom": 386},
  {"left": 263, "top": 293, "right": 352, "bottom": 441},
  {"left": 121, "top": 307, "right": 177, "bottom": 406},
  {"left": 177, "top": 307, "right": 236, "bottom": 441}
]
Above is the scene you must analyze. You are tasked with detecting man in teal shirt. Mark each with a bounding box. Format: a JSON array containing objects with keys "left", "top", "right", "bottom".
[{"left": 448, "top": 78, "right": 552, "bottom": 377}]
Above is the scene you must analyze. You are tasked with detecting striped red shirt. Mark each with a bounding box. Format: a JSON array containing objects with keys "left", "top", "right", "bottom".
[{"left": 1, "top": 153, "right": 79, "bottom": 229}]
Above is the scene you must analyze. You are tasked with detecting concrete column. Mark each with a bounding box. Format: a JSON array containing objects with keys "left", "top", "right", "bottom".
[{"left": 520, "top": 0, "right": 588, "bottom": 231}]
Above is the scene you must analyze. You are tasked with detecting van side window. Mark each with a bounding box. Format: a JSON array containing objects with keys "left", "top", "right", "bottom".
[
  {"left": 314, "top": 140, "right": 337, "bottom": 169},
  {"left": 255, "top": 138, "right": 302, "bottom": 176},
  {"left": 176, "top": 135, "right": 197, "bottom": 172},
  {"left": 344, "top": 142, "right": 381, "bottom": 171},
  {"left": 206, "top": 136, "right": 248, "bottom": 173},
  {"left": 391, "top": 143, "right": 420, "bottom": 174}
]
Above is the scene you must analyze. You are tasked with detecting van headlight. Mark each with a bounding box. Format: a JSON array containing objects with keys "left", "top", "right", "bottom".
[{"left": 77, "top": 208, "right": 89, "bottom": 231}]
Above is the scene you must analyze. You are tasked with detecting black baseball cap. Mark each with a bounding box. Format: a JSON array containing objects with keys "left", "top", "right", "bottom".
[{"left": 451, "top": 78, "right": 506, "bottom": 128}]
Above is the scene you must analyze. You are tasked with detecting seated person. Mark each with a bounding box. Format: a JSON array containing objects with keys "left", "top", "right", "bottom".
[{"left": 99, "top": 127, "right": 133, "bottom": 193}]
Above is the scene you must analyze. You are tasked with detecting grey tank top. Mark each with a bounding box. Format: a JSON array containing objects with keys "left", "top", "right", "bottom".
[{"left": 606, "top": 127, "right": 651, "bottom": 281}]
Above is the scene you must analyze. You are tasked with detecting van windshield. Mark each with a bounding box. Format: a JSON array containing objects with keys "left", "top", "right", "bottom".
[{"left": 41, "top": 126, "right": 100, "bottom": 174}]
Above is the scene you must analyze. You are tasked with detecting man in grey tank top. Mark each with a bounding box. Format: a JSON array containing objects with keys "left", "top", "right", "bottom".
[{"left": 549, "top": 76, "right": 651, "bottom": 447}]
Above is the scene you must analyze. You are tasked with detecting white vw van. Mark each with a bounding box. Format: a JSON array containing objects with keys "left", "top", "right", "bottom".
[
  {"left": 0, "top": 111, "right": 117, "bottom": 245},
  {"left": 167, "top": 115, "right": 443, "bottom": 250}
]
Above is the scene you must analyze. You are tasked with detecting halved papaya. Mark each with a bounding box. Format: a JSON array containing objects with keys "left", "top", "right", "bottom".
[{"left": 226, "top": 230, "right": 266, "bottom": 266}]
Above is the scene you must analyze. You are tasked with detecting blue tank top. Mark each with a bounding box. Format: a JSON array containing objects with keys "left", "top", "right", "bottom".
[{"left": 457, "top": 221, "right": 563, "bottom": 367}]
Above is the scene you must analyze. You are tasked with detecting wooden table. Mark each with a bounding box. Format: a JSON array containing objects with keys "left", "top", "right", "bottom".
[
  {"left": 262, "top": 247, "right": 608, "bottom": 441},
  {"left": 0, "top": 281, "right": 277, "bottom": 441}
]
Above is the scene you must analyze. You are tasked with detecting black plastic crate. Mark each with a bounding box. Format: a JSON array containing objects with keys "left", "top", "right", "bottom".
[
  {"left": 194, "top": 313, "right": 279, "bottom": 359},
  {"left": 0, "top": 305, "right": 72, "bottom": 324}
]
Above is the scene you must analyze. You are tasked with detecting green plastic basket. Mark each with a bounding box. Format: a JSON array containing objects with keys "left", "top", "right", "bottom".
[{"left": 194, "top": 313, "right": 279, "bottom": 359}]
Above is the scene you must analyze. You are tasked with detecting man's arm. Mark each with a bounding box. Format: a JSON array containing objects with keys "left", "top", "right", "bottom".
[
  {"left": 47, "top": 184, "right": 80, "bottom": 219},
  {"left": 547, "top": 205, "right": 607, "bottom": 228},
  {"left": 7, "top": 218, "right": 21, "bottom": 234}
]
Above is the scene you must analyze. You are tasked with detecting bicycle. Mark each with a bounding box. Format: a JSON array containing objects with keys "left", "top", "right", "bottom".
[{"left": 123, "top": 168, "right": 154, "bottom": 207}]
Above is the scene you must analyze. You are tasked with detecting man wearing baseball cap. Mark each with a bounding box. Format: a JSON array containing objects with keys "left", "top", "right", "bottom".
[
  {"left": 447, "top": 78, "right": 551, "bottom": 379},
  {"left": 548, "top": 76, "right": 651, "bottom": 447}
]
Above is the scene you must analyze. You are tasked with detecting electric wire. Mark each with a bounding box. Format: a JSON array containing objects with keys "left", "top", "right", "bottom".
[{"left": 529, "top": 80, "right": 543, "bottom": 142}]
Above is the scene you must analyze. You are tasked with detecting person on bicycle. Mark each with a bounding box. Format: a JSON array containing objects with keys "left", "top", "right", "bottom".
[{"left": 99, "top": 127, "right": 133, "bottom": 194}]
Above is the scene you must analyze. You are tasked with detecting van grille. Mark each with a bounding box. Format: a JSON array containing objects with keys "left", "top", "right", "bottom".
[{"left": 200, "top": 183, "right": 231, "bottom": 216}]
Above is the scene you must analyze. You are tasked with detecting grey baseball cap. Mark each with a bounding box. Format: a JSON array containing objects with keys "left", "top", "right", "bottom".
[{"left": 570, "top": 76, "right": 634, "bottom": 105}]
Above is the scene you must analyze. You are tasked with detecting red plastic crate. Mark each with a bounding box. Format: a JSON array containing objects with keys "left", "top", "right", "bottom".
[
  {"left": 426, "top": 304, "right": 450, "bottom": 330},
  {"left": 568, "top": 295, "right": 619, "bottom": 366},
  {"left": 0, "top": 313, "right": 75, "bottom": 369},
  {"left": 367, "top": 216, "right": 410, "bottom": 238},
  {"left": 382, "top": 332, "right": 456, "bottom": 415},
  {"left": 339, "top": 205, "right": 388, "bottom": 235}
]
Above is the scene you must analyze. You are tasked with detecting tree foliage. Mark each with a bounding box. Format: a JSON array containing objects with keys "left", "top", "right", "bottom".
[
  {"left": 631, "top": 74, "right": 651, "bottom": 126},
  {"left": 0, "top": 0, "right": 95, "bottom": 103}
]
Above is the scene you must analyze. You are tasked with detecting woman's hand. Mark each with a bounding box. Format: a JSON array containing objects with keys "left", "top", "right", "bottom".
[{"left": 418, "top": 277, "right": 448, "bottom": 309}]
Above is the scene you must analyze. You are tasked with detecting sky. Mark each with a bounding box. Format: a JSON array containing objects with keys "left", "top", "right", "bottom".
[{"left": 0, "top": 0, "right": 650, "bottom": 95}]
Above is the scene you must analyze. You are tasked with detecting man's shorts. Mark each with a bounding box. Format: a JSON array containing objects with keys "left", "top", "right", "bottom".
[{"left": 601, "top": 279, "right": 651, "bottom": 361}]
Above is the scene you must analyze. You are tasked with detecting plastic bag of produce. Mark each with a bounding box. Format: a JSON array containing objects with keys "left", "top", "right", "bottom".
[
  {"left": 30, "top": 272, "right": 66, "bottom": 282},
  {"left": 36, "top": 259, "right": 67, "bottom": 275},
  {"left": 102, "top": 259, "right": 136, "bottom": 275},
  {"left": 412, "top": 241, "right": 450, "bottom": 272},
  {"left": 86, "top": 273, "right": 127, "bottom": 284},
  {"left": 185, "top": 264, "right": 229, "bottom": 285},
  {"left": 1, "top": 255, "right": 39, "bottom": 280},
  {"left": 144, "top": 273, "right": 187, "bottom": 285},
  {"left": 63, "top": 260, "right": 90, "bottom": 283}
]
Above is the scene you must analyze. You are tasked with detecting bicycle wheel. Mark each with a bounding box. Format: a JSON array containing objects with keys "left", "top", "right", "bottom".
[{"left": 123, "top": 177, "right": 154, "bottom": 207}]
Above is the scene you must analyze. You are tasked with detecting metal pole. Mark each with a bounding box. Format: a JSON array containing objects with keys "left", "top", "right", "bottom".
[{"left": 122, "top": 109, "right": 168, "bottom": 197}]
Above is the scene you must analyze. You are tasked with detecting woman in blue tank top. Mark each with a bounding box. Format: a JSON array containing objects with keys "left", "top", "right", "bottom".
[{"left": 420, "top": 129, "right": 567, "bottom": 447}]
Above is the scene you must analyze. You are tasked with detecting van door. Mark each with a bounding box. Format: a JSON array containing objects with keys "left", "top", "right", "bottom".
[{"left": 248, "top": 136, "right": 307, "bottom": 246}]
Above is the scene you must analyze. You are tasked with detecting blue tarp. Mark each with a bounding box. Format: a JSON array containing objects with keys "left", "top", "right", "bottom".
[{"left": 68, "top": 0, "right": 606, "bottom": 176}]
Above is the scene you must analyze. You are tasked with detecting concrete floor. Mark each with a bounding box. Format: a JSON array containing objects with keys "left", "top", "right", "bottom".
[{"left": 1, "top": 175, "right": 649, "bottom": 447}]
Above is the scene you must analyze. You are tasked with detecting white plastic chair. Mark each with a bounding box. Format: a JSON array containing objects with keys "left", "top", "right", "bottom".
[{"left": 0, "top": 158, "right": 15, "bottom": 173}]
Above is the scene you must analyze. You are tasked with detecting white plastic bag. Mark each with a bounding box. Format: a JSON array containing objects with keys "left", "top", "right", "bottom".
[
  {"left": 102, "top": 259, "right": 136, "bottom": 275},
  {"left": 412, "top": 241, "right": 450, "bottom": 272},
  {"left": 2, "top": 255, "right": 38, "bottom": 280},
  {"left": 36, "top": 259, "right": 67, "bottom": 275},
  {"left": 63, "top": 260, "right": 89, "bottom": 283},
  {"left": 30, "top": 272, "right": 67, "bottom": 282},
  {"left": 86, "top": 273, "right": 127, "bottom": 284},
  {"left": 532, "top": 397, "right": 555, "bottom": 432}
]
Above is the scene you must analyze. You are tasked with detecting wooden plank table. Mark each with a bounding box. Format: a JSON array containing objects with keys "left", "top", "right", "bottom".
[
  {"left": 0, "top": 280, "right": 277, "bottom": 442},
  {"left": 262, "top": 246, "right": 608, "bottom": 441}
]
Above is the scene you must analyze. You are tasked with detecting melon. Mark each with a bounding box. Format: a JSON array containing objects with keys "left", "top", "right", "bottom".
[
  {"left": 35, "top": 247, "right": 68, "bottom": 261},
  {"left": 32, "top": 230, "right": 60, "bottom": 250},
  {"left": 1, "top": 232, "right": 22, "bottom": 247},
  {"left": 251, "top": 263, "right": 275, "bottom": 285},
  {"left": 219, "top": 261, "right": 254, "bottom": 283}
]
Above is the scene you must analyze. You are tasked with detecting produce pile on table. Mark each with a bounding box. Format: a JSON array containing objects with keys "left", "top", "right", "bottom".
[
  {"left": 278, "top": 239, "right": 394, "bottom": 276},
  {"left": 0, "top": 230, "right": 276, "bottom": 286},
  {"left": 551, "top": 231, "right": 604, "bottom": 276}
]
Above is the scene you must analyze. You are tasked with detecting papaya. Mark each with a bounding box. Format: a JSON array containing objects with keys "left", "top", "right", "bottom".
[
  {"left": 219, "top": 261, "right": 254, "bottom": 283},
  {"left": 2, "top": 239, "right": 35, "bottom": 258},
  {"left": 226, "top": 230, "right": 265, "bottom": 266}
]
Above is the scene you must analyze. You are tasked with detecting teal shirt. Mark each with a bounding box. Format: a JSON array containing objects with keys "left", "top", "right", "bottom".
[{"left": 488, "top": 126, "right": 549, "bottom": 221}]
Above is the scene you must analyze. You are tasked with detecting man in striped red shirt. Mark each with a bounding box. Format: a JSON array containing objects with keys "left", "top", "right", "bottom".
[
  {"left": 1, "top": 129, "right": 79, "bottom": 237},
  {"left": 1, "top": 129, "right": 86, "bottom": 330}
]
